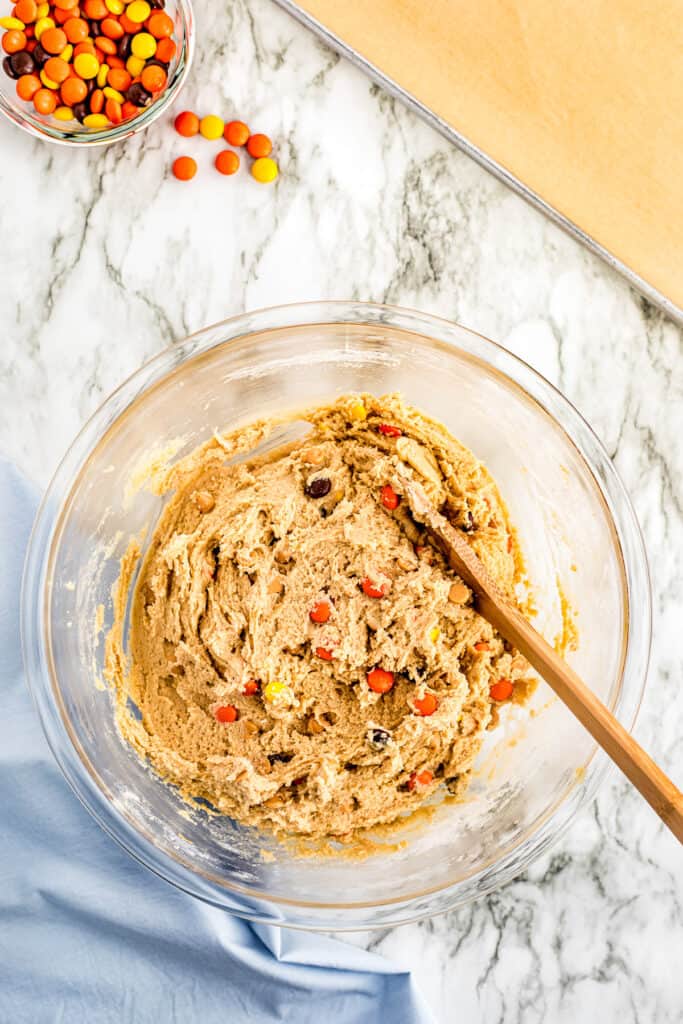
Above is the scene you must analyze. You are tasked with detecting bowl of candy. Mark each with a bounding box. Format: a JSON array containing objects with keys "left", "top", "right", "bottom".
[{"left": 0, "top": 0, "right": 193, "bottom": 145}]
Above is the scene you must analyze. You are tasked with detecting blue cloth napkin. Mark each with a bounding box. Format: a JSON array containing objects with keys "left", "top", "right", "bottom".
[{"left": 0, "top": 459, "right": 433, "bottom": 1024}]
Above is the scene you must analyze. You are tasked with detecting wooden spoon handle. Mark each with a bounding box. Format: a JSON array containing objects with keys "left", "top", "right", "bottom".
[{"left": 402, "top": 479, "right": 683, "bottom": 843}]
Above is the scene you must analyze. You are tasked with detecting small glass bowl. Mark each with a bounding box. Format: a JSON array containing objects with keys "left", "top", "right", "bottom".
[
  {"left": 0, "top": 0, "right": 193, "bottom": 146},
  {"left": 22, "top": 302, "right": 651, "bottom": 930}
]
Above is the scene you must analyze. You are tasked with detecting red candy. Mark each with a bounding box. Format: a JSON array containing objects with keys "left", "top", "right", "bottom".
[
  {"left": 215, "top": 705, "right": 239, "bottom": 723},
  {"left": 408, "top": 769, "right": 433, "bottom": 791},
  {"left": 380, "top": 485, "right": 400, "bottom": 511}
]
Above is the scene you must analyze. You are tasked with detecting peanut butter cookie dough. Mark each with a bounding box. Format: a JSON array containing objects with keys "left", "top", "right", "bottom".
[{"left": 107, "top": 394, "right": 533, "bottom": 841}]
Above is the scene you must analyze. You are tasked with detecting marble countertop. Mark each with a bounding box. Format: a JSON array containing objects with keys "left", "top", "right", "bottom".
[{"left": 1, "top": 1, "right": 681, "bottom": 1020}]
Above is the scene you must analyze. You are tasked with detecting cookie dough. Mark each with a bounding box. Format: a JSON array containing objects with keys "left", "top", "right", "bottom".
[{"left": 108, "top": 394, "right": 532, "bottom": 841}]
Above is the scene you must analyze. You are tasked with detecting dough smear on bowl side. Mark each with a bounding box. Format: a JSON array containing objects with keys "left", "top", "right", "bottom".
[{"left": 105, "top": 394, "right": 536, "bottom": 842}]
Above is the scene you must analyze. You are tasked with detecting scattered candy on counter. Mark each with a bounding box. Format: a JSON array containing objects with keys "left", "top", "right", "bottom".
[
  {"left": 171, "top": 153, "right": 194, "bottom": 179},
  {"left": 171, "top": 109, "right": 279, "bottom": 184},
  {"left": 214, "top": 147, "right": 238, "bottom": 175},
  {"left": 1, "top": 0, "right": 178, "bottom": 129}
]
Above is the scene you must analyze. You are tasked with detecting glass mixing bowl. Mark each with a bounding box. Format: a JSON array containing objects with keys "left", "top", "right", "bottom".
[
  {"left": 21, "top": 302, "right": 650, "bottom": 929},
  {"left": 0, "top": 0, "right": 193, "bottom": 146}
]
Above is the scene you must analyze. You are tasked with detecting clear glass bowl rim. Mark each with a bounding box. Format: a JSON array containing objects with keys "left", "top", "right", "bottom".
[
  {"left": 0, "top": 0, "right": 194, "bottom": 147},
  {"left": 21, "top": 300, "right": 652, "bottom": 929}
]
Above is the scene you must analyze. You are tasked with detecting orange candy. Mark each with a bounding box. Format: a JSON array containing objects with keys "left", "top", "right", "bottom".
[
  {"left": 367, "top": 667, "right": 395, "bottom": 694},
  {"left": 16, "top": 72, "right": 40, "bottom": 99},
  {"left": 105, "top": 53, "right": 124, "bottom": 68},
  {"left": 53, "top": 6, "right": 76, "bottom": 23},
  {"left": 147, "top": 10, "right": 173, "bottom": 38},
  {"left": 82, "top": 0, "right": 106, "bottom": 16},
  {"left": 64, "top": 16, "right": 88, "bottom": 42},
  {"left": 121, "top": 100, "right": 139, "bottom": 119},
  {"left": 118, "top": 12, "right": 138, "bottom": 33},
  {"left": 100, "top": 16, "right": 123, "bottom": 39},
  {"left": 315, "top": 647, "right": 333, "bottom": 661},
  {"left": 105, "top": 97, "right": 121, "bottom": 122},
  {"left": 14, "top": 0, "right": 38, "bottom": 21},
  {"left": 140, "top": 62, "right": 165, "bottom": 92},
  {"left": 489, "top": 679, "right": 514, "bottom": 702},
  {"left": 107, "top": 66, "right": 130, "bottom": 91},
  {"left": 55, "top": 0, "right": 79, "bottom": 8},
  {"left": 44, "top": 56, "right": 69, "bottom": 82},
  {"left": 60, "top": 74, "right": 86, "bottom": 104},
  {"left": 413, "top": 692, "right": 439, "bottom": 717},
  {"left": 309, "top": 600, "right": 331, "bottom": 624},
  {"left": 40, "top": 26, "right": 67, "bottom": 54},
  {"left": 154, "top": 36, "right": 174, "bottom": 62},
  {"left": 214, "top": 705, "right": 239, "bottom": 723},
  {"left": 246, "top": 132, "right": 272, "bottom": 158},
  {"left": 172, "top": 155, "right": 197, "bottom": 181},
  {"left": 174, "top": 109, "right": 198, "bottom": 137},
  {"left": 2, "top": 30, "right": 27, "bottom": 54},
  {"left": 33, "top": 86, "right": 57, "bottom": 113},
  {"left": 243, "top": 680, "right": 260, "bottom": 696},
  {"left": 89, "top": 87, "right": 103, "bottom": 112},
  {"left": 214, "top": 149, "right": 239, "bottom": 175},
  {"left": 95, "top": 34, "right": 116, "bottom": 54},
  {"left": 224, "top": 119, "right": 249, "bottom": 146}
]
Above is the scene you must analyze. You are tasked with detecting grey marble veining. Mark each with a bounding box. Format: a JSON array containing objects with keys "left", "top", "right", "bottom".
[{"left": 1, "top": 0, "right": 681, "bottom": 1021}]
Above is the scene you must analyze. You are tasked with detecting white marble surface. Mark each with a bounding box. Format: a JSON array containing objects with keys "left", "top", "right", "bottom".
[{"left": 1, "top": 0, "right": 682, "bottom": 1021}]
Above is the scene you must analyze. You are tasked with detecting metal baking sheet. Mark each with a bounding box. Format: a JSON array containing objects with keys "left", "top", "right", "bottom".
[{"left": 275, "top": 0, "right": 683, "bottom": 325}]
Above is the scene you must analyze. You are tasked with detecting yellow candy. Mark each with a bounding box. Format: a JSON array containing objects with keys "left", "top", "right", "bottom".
[
  {"left": 59, "top": 43, "right": 73, "bottom": 61},
  {"left": 54, "top": 105, "right": 74, "bottom": 121},
  {"left": 74, "top": 52, "right": 99, "bottom": 79},
  {"left": 0, "top": 16, "right": 25, "bottom": 29},
  {"left": 83, "top": 113, "right": 109, "bottom": 128},
  {"left": 40, "top": 69, "right": 59, "bottom": 89},
  {"left": 34, "top": 15, "right": 54, "bottom": 39},
  {"left": 126, "top": 0, "right": 150, "bottom": 22},
  {"left": 199, "top": 114, "right": 224, "bottom": 140},
  {"left": 126, "top": 55, "right": 144, "bottom": 76},
  {"left": 251, "top": 157, "right": 279, "bottom": 184},
  {"left": 263, "top": 681, "right": 293, "bottom": 704},
  {"left": 105, "top": 0, "right": 124, "bottom": 12},
  {"left": 130, "top": 31, "right": 156, "bottom": 59},
  {"left": 429, "top": 626, "right": 441, "bottom": 643},
  {"left": 348, "top": 399, "right": 366, "bottom": 421},
  {"left": 103, "top": 85, "right": 124, "bottom": 102},
  {"left": 36, "top": 2, "right": 48, "bottom": 15},
  {"left": 97, "top": 63, "right": 108, "bottom": 87}
]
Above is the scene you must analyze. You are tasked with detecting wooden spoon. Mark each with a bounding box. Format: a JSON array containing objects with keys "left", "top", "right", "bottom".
[{"left": 401, "top": 477, "right": 683, "bottom": 843}]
